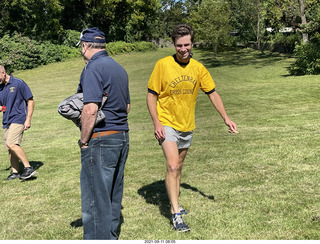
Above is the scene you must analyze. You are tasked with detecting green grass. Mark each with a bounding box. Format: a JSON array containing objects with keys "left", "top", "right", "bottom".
[{"left": 0, "top": 48, "right": 319, "bottom": 240}]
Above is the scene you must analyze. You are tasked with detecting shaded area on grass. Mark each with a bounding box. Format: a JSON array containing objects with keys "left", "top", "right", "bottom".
[
  {"left": 70, "top": 207, "right": 125, "bottom": 239},
  {"left": 138, "top": 180, "right": 215, "bottom": 219},
  {"left": 1, "top": 160, "right": 43, "bottom": 172},
  {"left": 1, "top": 161, "right": 43, "bottom": 181},
  {"left": 196, "top": 48, "right": 289, "bottom": 69}
]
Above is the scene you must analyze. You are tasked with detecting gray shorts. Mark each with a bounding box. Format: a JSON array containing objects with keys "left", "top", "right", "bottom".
[{"left": 159, "top": 126, "right": 193, "bottom": 149}]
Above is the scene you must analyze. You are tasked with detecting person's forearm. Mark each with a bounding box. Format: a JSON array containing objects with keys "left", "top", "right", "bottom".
[
  {"left": 80, "top": 103, "right": 98, "bottom": 143},
  {"left": 147, "top": 93, "right": 161, "bottom": 126},
  {"left": 208, "top": 91, "right": 237, "bottom": 132},
  {"left": 208, "top": 91, "right": 229, "bottom": 121},
  {"left": 26, "top": 99, "right": 34, "bottom": 121}
]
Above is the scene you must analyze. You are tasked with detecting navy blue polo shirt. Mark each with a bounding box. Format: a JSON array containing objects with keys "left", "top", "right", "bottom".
[
  {"left": 0, "top": 75, "right": 33, "bottom": 129},
  {"left": 77, "top": 50, "right": 130, "bottom": 132}
]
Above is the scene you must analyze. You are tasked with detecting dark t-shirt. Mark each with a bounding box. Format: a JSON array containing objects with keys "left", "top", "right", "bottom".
[
  {"left": 77, "top": 50, "right": 130, "bottom": 132},
  {"left": 0, "top": 75, "right": 33, "bottom": 128}
]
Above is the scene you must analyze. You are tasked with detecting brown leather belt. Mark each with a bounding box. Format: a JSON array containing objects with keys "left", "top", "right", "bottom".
[{"left": 91, "top": 130, "right": 122, "bottom": 139}]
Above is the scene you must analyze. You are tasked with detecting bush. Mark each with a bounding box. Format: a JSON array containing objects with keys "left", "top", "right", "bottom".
[
  {"left": 271, "top": 33, "right": 301, "bottom": 54},
  {"left": 0, "top": 33, "right": 80, "bottom": 73},
  {"left": 133, "top": 41, "right": 158, "bottom": 52},
  {"left": 106, "top": 41, "right": 157, "bottom": 55},
  {"left": 289, "top": 34, "right": 320, "bottom": 75},
  {"left": 38, "top": 41, "right": 79, "bottom": 64},
  {"left": 0, "top": 33, "right": 157, "bottom": 73},
  {"left": 60, "top": 30, "right": 81, "bottom": 48},
  {"left": 0, "top": 33, "right": 42, "bottom": 73}
]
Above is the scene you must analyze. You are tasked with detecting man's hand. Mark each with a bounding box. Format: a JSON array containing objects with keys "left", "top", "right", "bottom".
[
  {"left": 154, "top": 122, "right": 165, "bottom": 140},
  {"left": 225, "top": 118, "right": 238, "bottom": 133},
  {"left": 24, "top": 119, "right": 31, "bottom": 130}
]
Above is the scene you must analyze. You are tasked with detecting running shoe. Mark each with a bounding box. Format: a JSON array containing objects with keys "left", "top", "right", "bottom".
[
  {"left": 171, "top": 213, "right": 190, "bottom": 232},
  {"left": 5, "top": 172, "right": 20, "bottom": 180},
  {"left": 178, "top": 204, "right": 188, "bottom": 215},
  {"left": 20, "top": 167, "right": 36, "bottom": 180}
]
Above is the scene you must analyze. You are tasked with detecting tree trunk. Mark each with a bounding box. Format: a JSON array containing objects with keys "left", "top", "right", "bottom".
[
  {"left": 257, "top": 16, "right": 260, "bottom": 50},
  {"left": 299, "top": 0, "right": 308, "bottom": 43}
]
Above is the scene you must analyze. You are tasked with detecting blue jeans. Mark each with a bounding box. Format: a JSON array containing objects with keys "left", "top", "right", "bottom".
[{"left": 80, "top": 132, "right": 129, "bottom": 240}]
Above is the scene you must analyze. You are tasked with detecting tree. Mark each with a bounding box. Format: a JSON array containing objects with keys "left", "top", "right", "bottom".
[
  {"left": 0, "top": 0, "right": 161, "bottom": 43},
  {"left": 68, "top": 0, "right": 160, "bottom": 42},
  {"left": 59, "top": 0, "right": 88, "bottom": 31},
  {"left": 188, "top": 0, "right": 233, "bottom": 52},
  {"left": 0, "top": 0, "right": 63, "bottom": 41},
  {"left": 262, "top": 0, "right": 320, "bottom": 43},
  {"left": 299, "top": 0, "right": 309, "bottom": 43}
]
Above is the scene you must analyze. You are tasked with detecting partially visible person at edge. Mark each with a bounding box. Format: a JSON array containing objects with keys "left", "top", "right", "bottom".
[
  {"left": 0, "top": 65, "right": 36, "bottom": 181},
  {"left": 147, "top": 24, "right": 237, "bottom": 232},
  {"left": 76, "top": 27, "right": 130, "bottom": 240}
]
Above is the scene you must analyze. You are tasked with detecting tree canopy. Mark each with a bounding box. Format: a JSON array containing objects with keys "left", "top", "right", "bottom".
[{"left": 1, "top": 0, "right": 320, "bottom": 48}]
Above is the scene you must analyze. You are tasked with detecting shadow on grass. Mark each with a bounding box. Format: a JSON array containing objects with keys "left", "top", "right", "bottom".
[
  {"left": 1, "top": 161, "right": 44, "bottom": 171},
  {"left": 195, "top": 48, "right": 289, "bottom": 69},
  {"left": 70, "top": 207, "right": 124, "bottom": 239},
  {"left": 138, "top": 180, "right": 215, "bottom": 220},
  {"left": 1, "top": 160, "right": 44, "bottom": 181}
]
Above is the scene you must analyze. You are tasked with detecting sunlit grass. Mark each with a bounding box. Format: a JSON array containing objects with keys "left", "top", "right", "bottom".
[{"left": 0, "top": 48, "right": 319, "bottom": 240}]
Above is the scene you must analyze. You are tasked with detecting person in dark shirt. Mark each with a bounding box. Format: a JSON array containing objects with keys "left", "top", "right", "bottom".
[
  {"left": 0, "top": 65, "right": 36, "bottom": 180},
  {"left": 76, "top": 27, "right": 130, "bottom": 240}
]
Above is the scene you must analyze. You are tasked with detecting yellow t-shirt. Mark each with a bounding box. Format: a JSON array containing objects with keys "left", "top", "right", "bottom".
[{"left": 148, "top": 55, "right": 216, "bottom": 132}]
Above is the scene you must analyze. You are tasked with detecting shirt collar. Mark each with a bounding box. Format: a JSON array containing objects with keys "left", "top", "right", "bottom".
[
  {"left": 89, "top": 50, "right": 108, "bottom": 62},
  {"left": 5, "top": 75, "right": 13, "bottom": 85},
  {"left": 173, "top": 54, "right": 190, "bottom": 66}
]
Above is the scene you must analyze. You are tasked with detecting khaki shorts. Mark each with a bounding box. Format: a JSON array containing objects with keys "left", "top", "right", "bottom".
[
  {"left": 3, "top": 123, "right": 24, "bottom": 149},
  {"left": 159, "top": 126, "right": 193, "bottom": 149}
]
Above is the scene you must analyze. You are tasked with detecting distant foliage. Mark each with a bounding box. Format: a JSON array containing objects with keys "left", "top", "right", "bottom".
[
  {"left": 106, "top": 41, "right": 157, "bottom": 55},
  {"left": 271, "top": 33, "right": 301, "bottom": 54},
  {"left": 290, "top": 34, "right": 320, "bottom": 75},
  {"left": 0, "top": 33, "right": 79, "bottom": 73},
  {"left": 60, "top": 29, "right": 81, "bottom": 48},
  {"left": 0, "top": 33, "right": 158, "bottom": 73}
]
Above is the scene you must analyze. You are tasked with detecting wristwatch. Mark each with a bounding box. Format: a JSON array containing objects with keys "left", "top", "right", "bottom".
[{"left": 78, "top": 139, "right": 88, "bottom": 147}]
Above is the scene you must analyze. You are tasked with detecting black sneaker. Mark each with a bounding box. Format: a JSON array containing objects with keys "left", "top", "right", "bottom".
[
  {"left": 20, "top": 167, "right": 36, "bottom": 180},
  {"left": 5, "top": 172, "right": 20, "bottom": 180},
  {"left": 171, "top": 213, "right": 190, "bottom": 232}
]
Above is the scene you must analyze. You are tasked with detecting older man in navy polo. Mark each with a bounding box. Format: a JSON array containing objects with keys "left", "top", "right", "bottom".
[
  {"left": 0, "top": 65, "right": 36, "bottom": 180},
  {"left": 76, "top": 27, "right": 130, "bottom": 240}
]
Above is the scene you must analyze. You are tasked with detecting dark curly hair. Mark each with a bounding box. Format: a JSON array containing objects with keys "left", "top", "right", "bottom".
[{"left": 171, "top": 24, "right": 195, "bottom": 44}]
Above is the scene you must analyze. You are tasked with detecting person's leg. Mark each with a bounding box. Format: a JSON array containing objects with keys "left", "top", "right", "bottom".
[
  {"left": 9, "top": 150, "right": 20, "bottom": 173},
  {"left": 5, "top": 123, "right": 31, "bottom": 169},
  {"left": 80, "top": 139, "right": 113, "bottom": 240},
  {"left": 176, "top": 149, "right": 188, "bottom": 197},
  {"left": 7, "top": 145, "right": 31, "bottom": 168},
  {"left": 110, "top": 132, "right": 129, "bottom": 239},
  {"left": 161, "top": 127, "right": 191, "bottom": 232},
  {"left": 162, "top": 141, "right": 185, "bottom": 214},
  {"left": 4, "top": 124, "right": 35, "bottom": 180},
  {"left": 81, "top": 133, "right": 128, "bottom": 240}
]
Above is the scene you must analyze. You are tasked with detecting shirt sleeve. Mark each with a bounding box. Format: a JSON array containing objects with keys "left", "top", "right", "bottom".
[
  {"left": 147, "top": 60, "right": 162, "bottom": 95},
  {"left": 20, "top": 81, "right": 33, "bottom": 101},
  {"left": 199, "top": 65, "right": 216, "bottom": 94},
  {"left": 81, "top": 68, "right": 103, "bottom": 104}
]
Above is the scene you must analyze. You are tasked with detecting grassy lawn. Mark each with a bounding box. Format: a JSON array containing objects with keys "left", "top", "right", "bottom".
[{"left": 0, "top": 48, "right": 319, "bottom": 240}]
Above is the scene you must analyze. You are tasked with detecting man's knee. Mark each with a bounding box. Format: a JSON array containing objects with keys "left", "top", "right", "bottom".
[
  {"left": 6, "top": 143, "right": 19, "bottom": 150},
  {"left": 167, "top": 161, "right": 183, "bottom": 174}
]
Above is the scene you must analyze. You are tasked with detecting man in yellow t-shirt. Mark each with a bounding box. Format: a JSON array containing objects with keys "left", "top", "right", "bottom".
[{"left": 147, "top": 24, "right": 237, "bottom": 232}]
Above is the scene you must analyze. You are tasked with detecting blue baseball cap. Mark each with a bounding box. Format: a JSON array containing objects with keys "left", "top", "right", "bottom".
[{"left": 76, "top": 27, "right": 106, "bottom": 46}]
